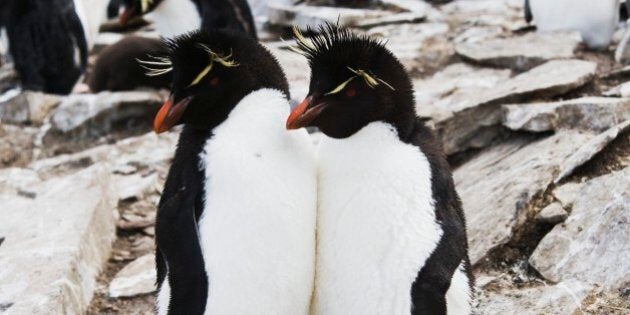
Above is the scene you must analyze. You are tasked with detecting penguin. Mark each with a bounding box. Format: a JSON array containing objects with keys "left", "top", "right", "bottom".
[
  {"left": 1, "top": 0, "right": 88, "bottom": 94},
  {"left": 524, "top": 0, "right": 619, "bottom": 49},
  {"left": 72, "top": 0, "right": 109, "bottom": 49},
  {"left": 151, "top": 29, "right": 316, "bottom": 314},
  {"left": 88, "top": 36, "right": 171, "bottom": 92},
  {"left": 107, "top": 0, "right": 121, "bottom": 18},
  {"left": 120, "top": 0, "right": 257, "bottom": 39},
  {"left": 285, "top": 23, "right": 473, "bottom": 315}
]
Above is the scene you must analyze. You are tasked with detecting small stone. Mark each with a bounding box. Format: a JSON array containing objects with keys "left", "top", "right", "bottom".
[
  {"left": 108, "top": 254, "right": 156, "bottom": 298},
  {"left": 143, "top": 227, "right": 155, "bottom": 236},
  {"left": 553, "top": 182, "right": 582, "bottom": 208},
  {"left": 118, "top": 213, "right": 155, "bottom": 231},
  {"left": 456, "top": 31, "right": 581, "bottom": 70},
  {"left": 536, "top": 203, "right": 568, "bottom": 224}
]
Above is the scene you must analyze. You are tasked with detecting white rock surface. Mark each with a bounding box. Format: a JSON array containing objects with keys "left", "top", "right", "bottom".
[
  {"left": 116, "top": 173, "right": 159, "bottom": 201},
  {"left": 108, "top": 254, "right": 157, "bottom": 298},
  {"left": 455, "top": 131, "right": 593, "bottom": 265},
  {"left": 502, "top": 97, "right": 630, "bottom": 133},
  {"left": 529, "top": 169, "right": 630, "bottom": 289},
  {"left": 456, "top": 31, "right": 581, "bottom": 70},
  {"left": 535, "top": 203, "right": 568, "bottom": 224},
  {"left": 476, "top": 278, "right": 594, "bottom": 315},
  {"left": 0, "top": 164, "right": 117, "bottom": 314}
]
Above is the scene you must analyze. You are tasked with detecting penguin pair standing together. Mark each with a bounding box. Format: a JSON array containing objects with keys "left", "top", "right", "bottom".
[{"left": 152, "top": 23, "right": 472, "bottom": 315}]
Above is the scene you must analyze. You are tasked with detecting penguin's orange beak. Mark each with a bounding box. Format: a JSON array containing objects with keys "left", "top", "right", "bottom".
[
  {"left": 286, "top": 96, "right": 328, "bottom": 130},
  {"left": 154, "top": 96, "right": 192, "bottom": 134}
]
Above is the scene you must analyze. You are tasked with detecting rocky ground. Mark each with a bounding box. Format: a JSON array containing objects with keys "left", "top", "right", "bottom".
[{"left": 0, "top": 0, "right": 628, "bottom": 314}]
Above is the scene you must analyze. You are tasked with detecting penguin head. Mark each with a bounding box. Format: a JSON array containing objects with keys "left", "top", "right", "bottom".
[
  {"left": 286, "top": 23, "right": 414, "bottom": 139},
  {"left": 120, "top": 0, "right": 163, "bottom": 24},
  {"left": 149, "top": 29, "right": 289, "bottom": 133}
]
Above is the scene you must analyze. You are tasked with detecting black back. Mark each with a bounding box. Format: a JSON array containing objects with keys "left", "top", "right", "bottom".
[
  {"left": 197, "top": 0, "right": 257, "bottom": 39},
  {"left": 2, "top": 0, "right": 87, "bottom": 94},
  {"left": 88, "top": 36, "right": 171, "bottom": 92}
]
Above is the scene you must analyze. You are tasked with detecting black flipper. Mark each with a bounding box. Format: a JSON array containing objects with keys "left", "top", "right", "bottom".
[
  {"left": 524, "top": 0, "right": 532, "bottom": 23},
  {"left": 156, "top": 126, "right": 211, "bottom": 315},
  {"left": 404, "top": 120, "right": 473, "bottom": 315}
]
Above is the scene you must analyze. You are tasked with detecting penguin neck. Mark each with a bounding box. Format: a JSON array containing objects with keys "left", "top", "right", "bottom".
[{"left": 147, "top": 0, "right": 201, "bottom": 38}]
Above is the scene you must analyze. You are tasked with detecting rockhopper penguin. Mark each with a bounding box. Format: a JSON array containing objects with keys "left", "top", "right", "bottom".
[
  {"left": 150, "top": 29, "right": 316, "bottom": 314},
  {"left": 120, "top": 0, "right": 257, "bottom": 39},
  {"left": 286, "top": 23, "right": 473, "bottom": 315}
]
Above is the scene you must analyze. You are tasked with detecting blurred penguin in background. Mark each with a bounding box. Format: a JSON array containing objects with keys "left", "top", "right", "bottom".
[
  {"left": 119, "top": 0, "right": 257, "bottom": 39},
  {"left": 89, "top": 36, "right": 170, "bottom": 92},
  {"left": 1, "top": 0, "right": 88, "bottom": 94},
  {"left": 524, "top": 0, "right": 619, "bottom": 50},
  {"left": 73, "top": 0, "right": 110, "bottom": 49}
]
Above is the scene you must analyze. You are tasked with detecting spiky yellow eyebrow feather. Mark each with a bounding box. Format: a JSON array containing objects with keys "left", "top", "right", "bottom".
[{"left": 186, "top": 44, "right": 239, "bottom": 87}]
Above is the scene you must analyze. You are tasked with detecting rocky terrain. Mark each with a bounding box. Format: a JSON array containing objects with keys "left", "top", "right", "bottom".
[{"left": 0, "top": 0, "right": 628, "bottom": 314}]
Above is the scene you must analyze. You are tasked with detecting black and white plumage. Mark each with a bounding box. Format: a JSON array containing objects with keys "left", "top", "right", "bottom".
[
  {"left": 1, "top": 0, "right": 88, "bottom": 94},
  {"left": 153, "top": 29, "right": 316, "bottom": 315},
  {"left": 286, "top": 24, "right": 473, "bottom": 315},
  {"left": 120, "top": 0, "right": 257, "bottom": 39}
]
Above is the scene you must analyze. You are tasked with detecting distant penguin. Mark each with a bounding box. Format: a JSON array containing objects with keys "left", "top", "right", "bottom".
[
  {"left": 107, "top": 0, "right": 121, "bottom": 18},
  {"left": 120, "top": 0, "right": 257, "bottom": 39},
  {"left": 1, "top": 0, "right": 88, "bottom": 94},
  {"left": 524, "top": 0, "right": 619, "bottom": 49},
  {"left": 88, "top": 36, "right": 170, "bottom": 92},
  {"left": 72, "top": 0, "right": 109, "bottom": 49},
  {"left": 152, "top": 29, "right": 316, "bottom": 314},
  {"left": 286, "top": 23, "right": 473, "bottom": 315}
]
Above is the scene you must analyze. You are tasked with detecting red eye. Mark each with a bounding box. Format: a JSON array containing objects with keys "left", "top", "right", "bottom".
[
  {"left": 210, "top": 77, "right": 220, "bottom": 86},
  {"left": 346, "top": 88, "right": 356, "bottom": 97}
]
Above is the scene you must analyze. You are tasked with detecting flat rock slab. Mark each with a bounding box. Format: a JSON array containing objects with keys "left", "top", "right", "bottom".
[
  {"left": 0, "top": 164, "right": 117, "bottom": 314},
  {"left": 476, "top": 278, "right": 594, "bottom": 315},
  {"left": 268, "top": 3, "right": 391, "bottom": 29},
  {"left": 454, "top": 131, "right": 593, "bottom": 265},
  {"left": 529, "top": 168, "right": 630, "bottom": 290},
  {"left": 456, "top": 31, "right": 581, "bottom": 70},
  {"left": 502, "top": 97, "right": 630, "bottom": 133},
  {"left": 108, "top": 254, "right": 156, "bottom": 298},
  {"left": 435, "top": 59, "right": 596, "bottom": 154}
]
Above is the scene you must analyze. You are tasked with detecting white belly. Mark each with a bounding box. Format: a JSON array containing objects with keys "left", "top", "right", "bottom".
[
  {"left": 313, "top": 122, "right": 442, "bottom": 315},
  {"left": 196, "top": 89, "right": 315, "bottom": 314},
  {"left": 530, "top": 0, "right": 618, "bottom": 49},
  {"left": 147, "top": 0, "right": 201, "bottom": 38}
]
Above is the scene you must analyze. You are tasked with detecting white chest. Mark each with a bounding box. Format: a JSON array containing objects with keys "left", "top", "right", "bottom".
[
  {"left": 147, "top": 0, "right": 201, "bottom": 38},
  {"left": 196, "top": 89, "right": 317, "bottom": 314},
  {"left": 314, "top": 122, "right": 442, "bottom": 315},
  {"left": 530, "top": 0, "right": 618, "bottom": 49}
]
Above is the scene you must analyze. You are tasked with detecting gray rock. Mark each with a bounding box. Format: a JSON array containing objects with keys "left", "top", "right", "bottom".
[
  {"left": 555, "top": 121, "right": 630, "bottom": 183},
  {"left": 0, "top": 91, "right": 61, "bottom": 125},
  {"left": 454, "top": 131, "right": 594, "bottom": 265},
  {"left": 476, "top": 278, "right": 594, "bottom": 315},
  {"left": 535, "top": 203, "right": 568, "bottom": 224},
  {"left": 602, "top": 81, "right": 630, "bottom": 97},
  {"left": 436, "top": 59, "right": 596, "bottom": 154},
  {"left": 116, "top": 173, "right": 159, "bottom": 201},
  {"left": 0, "top": 164, "right": 117, "bottom": 314},
  {"left": 530, "top": 169, "right": 630, "bottom": 290},
  {"left": 41, "top": 91, "right": 163, "bottom": 155},
  {"left": 552, "top": 182, "right": 582, "bottom": 209},
  {"left": 355, "top": 12, "right": 426, "bottom": 28},
  {"left": 456, "top": 31, "right": 581, "bottom": 70},
  {"left": 267, "top": 3, "right": 391, "bottom": 29},
  {"left": 108, "top": 254, "right": 156, "bottom": 298},
  {"left": 502, "top": 97, "right": 630, "bottom": 133}
]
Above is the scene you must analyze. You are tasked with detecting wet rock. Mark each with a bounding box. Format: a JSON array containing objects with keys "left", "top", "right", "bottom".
[
  {"left": 456, "top": 31, "right": 580, "bottom": 70},
  {"left": 0, "top": 91, "right": 61, "bottom": 125},
  {"left": 476, "top": 278, "right": 594, "bottom": 315},
  {"left": 435, "top": 59, "right": 596, "bottom": 154},
  {"left": 0, "top": 164, "right": 117, "bottom": 314},
  {"left": 502, "top": 97, "right": 630, "bottom": 133},
  {"left": 454, "top": 131, "right": 594, "bottom": 265},
  {"left": 116, "top": 173, "right": 159, "bottom": 201},
  {"left": 529, "top": 169, "right": 630, "bottom": 290},
  {"left": 267, "top": 3, "right": 391, "bottom": 29},
  {"left": 108, "top": 254, "right": 156, "bottom": 298},
  {"left": 555, "top": 121, "right": 630, "bottom": 183},
  {"left": 535, "top": 203, "right": 568, "bottom": 224}
]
